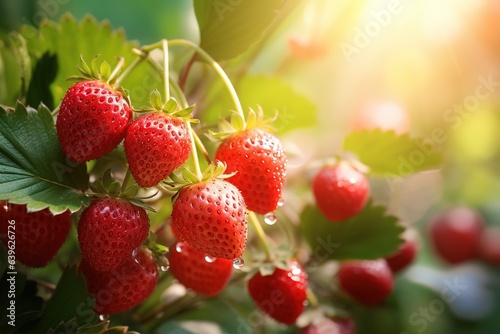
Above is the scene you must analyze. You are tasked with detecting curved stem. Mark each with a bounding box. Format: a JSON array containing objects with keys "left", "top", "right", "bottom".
[
  {"left": 187, "top": 122, "right": 203, "bottom": 179},
  {"left": 192, "top": 130, "right": 212, "bottom": 165},
  {"left": 162, "top": 39, "right": 170, "bottom": 101},
  {"left": 179, "top": 53, "right": 196, "bottom": 92},
  {"left": 108, "top": 57, "right": 125, "bottom": 84},
  {"left": 248, "top": 211, "right": 273, "bottom": 260},
  {"left": 168, "top": 39, "right": 245, "bottom": 121},
  {"left": 169, "top": 77, "right": 189, "bottom": 108},
  {"left": 115, "top": 52, "right": 148, "bottom": 86},
  {"left": 306, "top": 286, "right": 320, "bottom": 309}
]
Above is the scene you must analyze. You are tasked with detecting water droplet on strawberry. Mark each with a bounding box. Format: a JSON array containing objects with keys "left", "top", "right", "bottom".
[
  {"left": 233, "top": 257, "right": 244, "bottom": 269},
  {"left": 303, "top": 300, "right": 309, "bottom": 306},
  {"left": 264, "top": 212, "right": 277, "bottom": 225},
  {"left": 175, "top": 242, "right": 185, "bottom": 253},
  {"left": 159, "top": 256, "right": 170, "bottom": 272},
  {"left": 277, "top": 198, "right": 285, "bottom": 207},
  {"left": 98, "top": 314, "right": 108, "bottom": 321},
  {"left": 205, "top": 255, "right": 216, "bottom": 263}
]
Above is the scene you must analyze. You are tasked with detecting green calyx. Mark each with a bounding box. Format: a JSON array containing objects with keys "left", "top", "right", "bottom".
[
  {"left": 135, "top": 89, "right": 198, "bottom": 122},
  {"left": 69, "top": 55, "right": 123, "bottom": 86},
  {"left": 208, "top": 106, "right": 277, "bottom": 140},
  {"left": 241, "top": 244, "right": 295, "bottom": 277},
  {"left": 142, "top": 231, "right": 169, "bottom": 270},
  {"left": 163, "top": 160, "right": 235, "bottom": 192},
  {"left": 89, "top": 169, "right": 156, "bottom": 212}
]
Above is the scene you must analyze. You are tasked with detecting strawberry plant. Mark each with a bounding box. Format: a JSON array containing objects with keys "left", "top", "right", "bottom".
[{"left": 1, "top": 1, "right": 499, "bottom": 333}]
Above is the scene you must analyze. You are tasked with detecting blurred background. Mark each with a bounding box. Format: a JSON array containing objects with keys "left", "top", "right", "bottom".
[{"left": 1, "top": 0, "right": 500, "bottom": 333}]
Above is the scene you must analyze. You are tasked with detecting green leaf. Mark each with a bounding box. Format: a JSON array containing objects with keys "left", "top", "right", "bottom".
[
  {"left": 299, "top": 202, "right": 404, "bottom": 261},
  {"left": 0, "top": 39, "right": 23, "bottom": 105},
  {"left": 342, "top": 129, "right": 444, "bottom": 177},
  {"left": 194, "top": 0, "right": 284, "bottom": 61},
  {"left": 26, "top": 52, "right": 58, "bottom": 110},
  {"left": 36, "top": 265, "right": 97, "bottom": 334},
  {"left": 21, "top": 14, "right": 160, "bottom": 109},
  {"left": 203, "top": 75, "right": 317, "bottom": 133},
  {"left": 0, "top": 103, "right": 89, "bottom": 214},
  {"left": 7, "top": 32, "right": 31, "bottom": 101},
  {"left": 157, "top": 299, "right": 250, "bottom": 334}
]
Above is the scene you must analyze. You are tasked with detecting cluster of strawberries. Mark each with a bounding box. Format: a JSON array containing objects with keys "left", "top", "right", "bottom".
[{"left": 0, "top": 56, "right": 420, "bottom": 332}]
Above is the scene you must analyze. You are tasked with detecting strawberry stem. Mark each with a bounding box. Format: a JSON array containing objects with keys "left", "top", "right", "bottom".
[
  {"left": 107, "top": 57, "right": 125, "bottom": 84},
  {"left": 114, "top": 50, "right": 148, "bottom": 85},
  {"left": 306, "top": 286, "right": 320, "bottom": 309},
  {"left": 162, "top": 39, "right": 170, "bottom": 102},
  {"left": 168, "top": 39, "right": 245, "bottom": 123},
  {"left": 248, "top": 211, "right": 273, "bottom": 260},
  {"left": 179, "top": 53, "right": 195, "bottom": 91}
]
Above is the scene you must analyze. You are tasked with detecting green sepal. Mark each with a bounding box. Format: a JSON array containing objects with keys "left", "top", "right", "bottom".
[
  {"left": 182, "top": 167, "right": 200, "bottom": 184},
  {"left": 172, "top": 105, "right": 195, "bottom": 118},
  {"left": 165, "top": 98, "right": 178, "bottom": 113},
  {"left": 99, "top": 61, "right": 111, "bottom": 81},
  {"left": 149, "top": 89, "right": 163, "bottom": 111}
]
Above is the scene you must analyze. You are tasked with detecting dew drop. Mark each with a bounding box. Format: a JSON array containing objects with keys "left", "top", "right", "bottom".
[
  {"left": 233, "top": 257, "right": 244, "bottom": 269},
  {"left": 277, "top": 198, "right": 285, "bottom": 207},
  {"left": 205, "top": 255, "right": 216, "bottom": 263},
  {"left": 303, "top": 300, "right": 309, "bottom": 307},
  {"left": 98, "top": 314, "right": 108, "bottom": 321},
  {"left": 264, "top": 212, "right": 277, "bottom": 225},
  {"left": 159, "top": 257, "right": 170, "bottom": 272},
  {"left": 175, "top": 242, "right": 185, "bottom": 253}
]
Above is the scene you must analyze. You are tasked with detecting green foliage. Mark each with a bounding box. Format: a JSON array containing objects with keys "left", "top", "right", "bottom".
[
  {"left": 26, "top": 52, "right": 58, "bottom": 109},
  {"left": 299, "top": 201, "right": 404, "bottom": 261},
  {"left": 204, "top": 75, "right": 317, "bottom": 133},
  {"left": 343, "top": 129, "right": 444, "bottom": 176},
  {"left": 194, "top": 0, "right": 285, "bottom": 61},
  {"left": 18, "top": 14, "right": 160, "bottom": 108},
  {"left": 35, "top": 265, "right": 96, "bottom": 334},
  {"left": 0, "top": 102, "right": 89, "bottom": 214}
]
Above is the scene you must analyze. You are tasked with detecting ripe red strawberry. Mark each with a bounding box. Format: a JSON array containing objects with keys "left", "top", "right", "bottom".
[
  {"left": 477, "top": 226, "right": 500, "bottom": 265},
  {"left": 78, "top": 197, "right": 150, "bottom": 272},
  {"left": 168, "top": 240, "right": 233, "bottom": 296},
  {"left": 312, "top": 162, "right": 369, "bottom": 222},
  {"left": 247, "top": 261, "right": 308, "bottom": 325},
  {"left": 124, "top": 112, "right": 191, "bottom": 187},
  {"left": 428, "top": 206, "right": 483, "bottom": 264},
  {"left": 0, "top": 201, "right": 71, "bottom": 267},
  {"left": 171, "top": 178, "right": 247, "bottom": 260},
  {"left": 299, "top": 317, "right": 356, "bottom": 334},
  {"left": 214, "top": 128, "right": 286, "bottom": 215},
  {"left": 56, "top": 80, "right": 132, "bottom": 162},
  {"left": 79, "top": 247, "right": 158, "bottom": 315},
  {"left": 338, "top": 259, "right": 393, "bottom": 306},
  {"left": 384, "top": 238, "right": 418, "bottom": 273}
]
